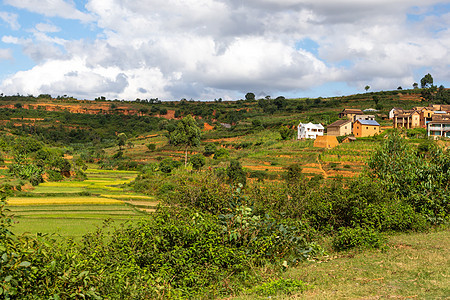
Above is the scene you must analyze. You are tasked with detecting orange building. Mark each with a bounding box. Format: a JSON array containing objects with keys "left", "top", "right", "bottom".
[{"left": 353, "top": 119, "right": 380, "bottom": 137}]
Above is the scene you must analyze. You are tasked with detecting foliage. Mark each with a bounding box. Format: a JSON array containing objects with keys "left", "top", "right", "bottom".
[
  {"left": 368, "top": 132, "right": 450, "bottom": 224},
  {"left": 227, "top": 160, "right": 247, "bottom": 186},
  {"left": 203, "top": 143, "right": 216, "bottom": 157},
  {"left": 146, "top": 143, "right": 156, "bottom": 151},
  {"left": 167, "top": 115, "right": 201, "bottom": 165},
  {"left": 213, "top": 147, "right": 229, "bottom": 160},
  {"left": 279, "top": 125, "right": 293, "bottom": 140},
  {"left": 420, "top": 73, "right": 433, "bottom": 88},
  {"left": 189, "top": 153, "right": 205, "bottom": 170},
  {"left": 332, "top": 226, "right": 385, "bottom": 251},
  {"left": 159, "top": 158, "right": 182, "bottom": 173}
]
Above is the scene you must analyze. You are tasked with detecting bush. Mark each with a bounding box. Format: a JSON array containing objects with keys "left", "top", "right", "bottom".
[
  {"left": 146, "top": 143, "right": 156, "bottom": 151},
  {"left": 46, "top": 170, "right": 64, "bottom": 182},
  {"left": 213, "top": 148, "right": 229, "bottom": 160},
  {"left": 203, "top": 143, "right": 216, "bottom": 157},
  {"left": 159, "top": 158, "right": 182, "bottom": 173},
  {"left": 332, "top": 227, "right": 385, "bottom": 251},
  {"left": 189, "top": 154, "right": 205, "bottom": 170},
  {"left": 227, "top": 160, "right": 246, "bottom": 186}
]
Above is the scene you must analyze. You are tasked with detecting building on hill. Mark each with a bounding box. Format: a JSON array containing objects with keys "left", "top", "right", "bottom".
[
  {"left": 355, "top": 114, "right": 376, "bottom": 122},
  {"left": 393, "top": 110, "right": 421, "bottom": 129},
  {"left": 353, "top": 119, "right": 380, "bottom": 137},
  {"left": 326, "top": 119, "right": 352, "bottom": 136},
  {"left": 427, "top": 120, "right": 450, "bottom": 139},
  {"left": 297, "top": 122, "right": 324, "bottom": 139},
  {"left": 389, "top": 107, "right": 404, "bottom": 119},
  {"left": 313, "top": 135, "right": 339, "bottom": 148},
  {"left": 338, "top": 108, "right": 363, "bottom": 122}
]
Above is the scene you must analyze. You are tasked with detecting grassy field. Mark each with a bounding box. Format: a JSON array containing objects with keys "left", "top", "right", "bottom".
[
  {"left": 8, "top": 168, "right": 152, "bottom": 238},
  {"left": 235, "top": 229, "right": 450, "bottom": 299}
]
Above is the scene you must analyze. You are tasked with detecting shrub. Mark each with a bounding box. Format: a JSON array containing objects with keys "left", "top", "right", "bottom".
[
  {"left": 213, "top": 148, "right": 229, "bottom": 160},
  {"left": 332, "top": 227, "right": 385, "bottom": 251},
  {"left": 203, "top": 143, "right": 216, "bottom": 156},
  {"left": 189, "top": 154, "right": 205, "bottom": 170},
  {"left": 146, "top": 143, "right": 156, "bottom": 151},
  {"left": 227, "top": 160, "right": 246, "bottom": 186}
]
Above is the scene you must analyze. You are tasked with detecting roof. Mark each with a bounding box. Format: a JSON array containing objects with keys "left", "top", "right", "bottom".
[
  {"left": 340, "top": 108, "right": 363, "bottom": 115},
  {"left": 363, "top": 108, "right": 378, "bottom": 112},
  {"left": 299, "top": 122, "right": 324, "bottom": 130},
  {"left": 327, "top": 119, "right": 351, "bottom": 128},
  {"left": 428, "top": 120, "right": 450, "bottom": 125},
  {"left": 355, "top": 119, "right": 380, "bottom": 126}
]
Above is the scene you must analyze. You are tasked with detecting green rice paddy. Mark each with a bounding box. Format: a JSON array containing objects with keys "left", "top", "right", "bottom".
[{"left": 7, "top": 168, "right": 152, "bottom": 238}]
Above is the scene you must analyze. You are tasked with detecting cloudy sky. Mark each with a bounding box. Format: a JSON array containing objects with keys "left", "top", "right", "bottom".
[{"left": 0, "top": 1, "right": 449, "bottom": 101}]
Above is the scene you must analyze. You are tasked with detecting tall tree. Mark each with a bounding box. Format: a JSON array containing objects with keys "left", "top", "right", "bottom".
[
  {"left": 169, "top": 115, "right": 201, "bottom": 166},
  {"left": 420, "top": 73, "right": 433, "bottom": 88},
  {"left": 245, "top": 92, "right": 255, "bottom": 101},
  {"left": 365, "top": 85, "right": 370, "bottom": 92}
]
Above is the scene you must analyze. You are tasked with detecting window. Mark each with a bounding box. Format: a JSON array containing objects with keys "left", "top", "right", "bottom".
[{"left": 366, "top": 127, "right": 368, "bottom": 129}]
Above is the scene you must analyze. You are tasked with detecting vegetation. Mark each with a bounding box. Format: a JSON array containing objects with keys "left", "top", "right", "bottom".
[{"left": 0, "top": 86, "right": 449, "bottom": 298}]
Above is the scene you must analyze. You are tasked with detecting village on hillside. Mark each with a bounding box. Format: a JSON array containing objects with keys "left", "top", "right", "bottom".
[{"left": 297, "top": 104, "right": 450, "bottom": 148}]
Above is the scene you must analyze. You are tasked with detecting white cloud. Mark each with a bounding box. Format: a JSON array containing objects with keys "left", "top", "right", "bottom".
[
  {"left": 1, "top": 0, "right": 450, "bottom": 99},
  {"left": 4, "top": 0, "right": 94, "bottom": 22},
  {"left": 0, "top": 11, "right": 20, "bottom": 30},
  {"left": 0, "top": 48, "right": 13, "bottom": 60},
  {"left": 35, "top": 23, "right": 61, "bottom": 33}
]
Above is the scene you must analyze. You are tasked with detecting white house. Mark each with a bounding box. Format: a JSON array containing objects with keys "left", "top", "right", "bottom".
[
  {"left": 298, "top": 122, "right": 324, "bottom": 139},
  {"left": 427, "top": 120, "right": 450, "bottom": 139}
]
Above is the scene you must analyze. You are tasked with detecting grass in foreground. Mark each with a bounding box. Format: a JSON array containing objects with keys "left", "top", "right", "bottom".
[
  {"left": 234, "top": 229, "right": 449, "bottom": 299},
  {"left": 291, "top": 229, "right": 448, "bottom": 299}
]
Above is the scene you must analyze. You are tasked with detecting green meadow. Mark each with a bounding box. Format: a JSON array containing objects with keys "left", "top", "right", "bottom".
[{"left": 8, "top": 168, "right": 152, "bottom": 238}]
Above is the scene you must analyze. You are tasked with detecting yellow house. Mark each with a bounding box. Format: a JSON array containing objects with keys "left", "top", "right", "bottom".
[
  {"left": 327, "top": 119, "right": 352, "bottom": 136},
  {"left": 353, "top": 119, "right": 380, "bottom": 137}
]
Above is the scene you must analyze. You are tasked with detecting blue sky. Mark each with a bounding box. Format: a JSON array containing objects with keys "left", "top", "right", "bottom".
[{"left": 1, "top": 0, "right": 450, "bottom": 100}]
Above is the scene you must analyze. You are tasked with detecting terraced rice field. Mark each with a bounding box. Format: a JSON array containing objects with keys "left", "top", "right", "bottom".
[{"left": 8, "top": 169, "right": 157, "bottom": 238}]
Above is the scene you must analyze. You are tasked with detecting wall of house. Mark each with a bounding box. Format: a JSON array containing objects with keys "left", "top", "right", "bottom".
[{"left": 353, "top": 123, "right": 380, "bottom": 137}]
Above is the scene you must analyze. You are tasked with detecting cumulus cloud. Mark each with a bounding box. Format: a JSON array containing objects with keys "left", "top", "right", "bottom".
[{"left": 1, "top": 0, "right": 449, "bottom": 99}]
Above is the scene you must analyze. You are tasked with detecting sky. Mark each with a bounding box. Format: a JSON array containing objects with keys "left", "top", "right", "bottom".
[{"left": 0, "top": 0, "right": 449, "bottom": 101}]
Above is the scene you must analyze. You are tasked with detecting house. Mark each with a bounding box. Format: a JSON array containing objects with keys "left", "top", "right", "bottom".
[
  {"left": 298, "top": 122, "right": 324, "bottom": 139},
  {"left": 355, "top": 115, "right": 376, "bottom": 122},
  {"left": 342, "top": 136, "right": 356, "bottom": 143},
  {"left": 427, "top": 120, "right": 450, "bottom": 139},
  {"left": 353, "top": 119, "right": 380, "bottom": 137},
  {"left": 363, "top": 108, "right": 378, "bottom": 113},
  {"left": 389, "top": 107, "right": 403, "bottom": 119},
  {"left": 393, "top": 110, "right": 421, "bottom": 129},
  {"left": 338, "top": 109, "right": 363, "bottom": 122},
  {"left": 313, "top": 136, "right": 339, "bottom": 148},
  {"left": 326, "top": 119, "right": 352, "bottom": 136}
]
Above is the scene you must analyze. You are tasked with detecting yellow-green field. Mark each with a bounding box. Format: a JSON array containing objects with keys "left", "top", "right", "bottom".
[{"left": 8, "top": 168, "right": 152, "bottom": 238}]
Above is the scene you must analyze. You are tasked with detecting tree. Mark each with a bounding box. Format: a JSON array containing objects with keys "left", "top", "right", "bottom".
[
  {"left": 420, "top": 73, "right": 433, "bottom": 88},
  {"left": 365, "top": 85, "right": 370, "bottom": 92},
  {"left": 245, "top": 92, "right": 255, "bottom": 101},
  {"left": 227, "top": 160, "right": 246, "bottom": 186},
  {"left": 279, "top": 126, "right": 293, "bottom": 140},
  {"left": 117, "top": 133, "right": 127, "bottom": 150},
  {"left": 413, "top": 82, "right": 419, "bottom": 89},
  {"left": 168, "top": 115, "right": 201, "bottom": 166}
]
